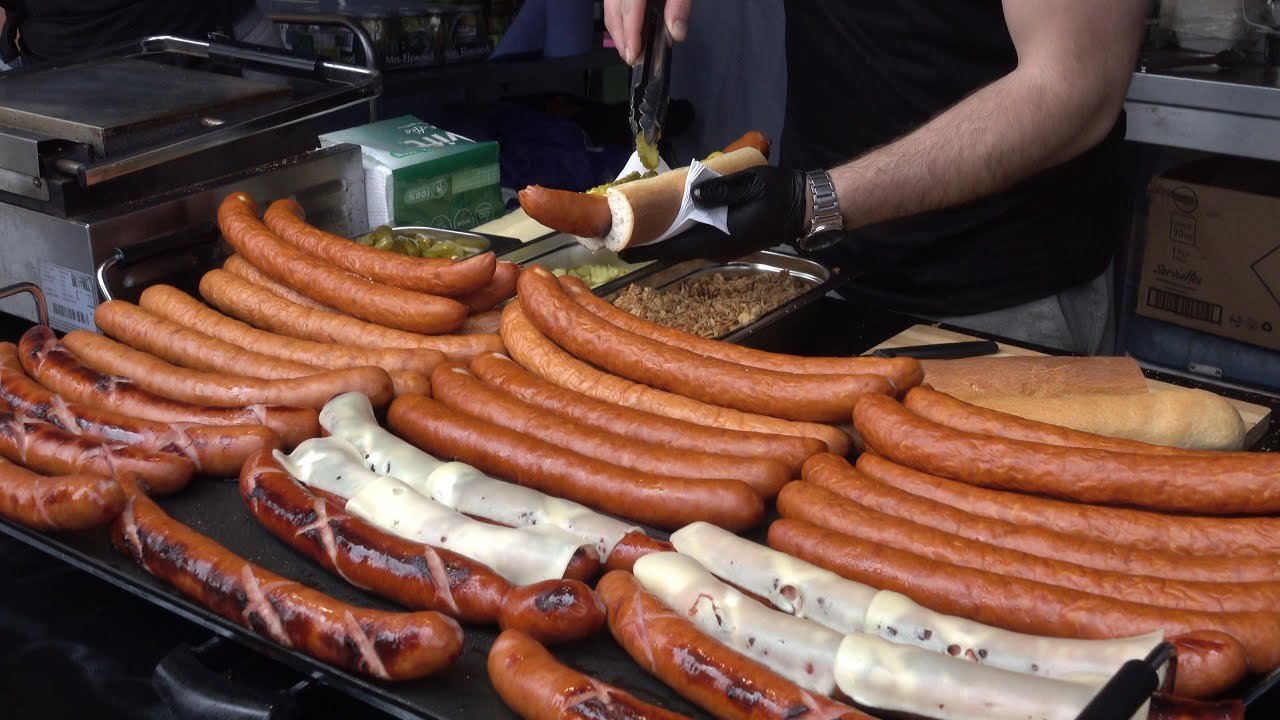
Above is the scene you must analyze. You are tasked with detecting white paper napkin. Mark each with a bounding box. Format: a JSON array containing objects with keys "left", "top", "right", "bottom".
[{"left": 610, "top": 152, "right": 731, "bottom": 247}]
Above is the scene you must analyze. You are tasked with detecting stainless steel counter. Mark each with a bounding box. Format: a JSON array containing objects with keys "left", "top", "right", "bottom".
[{"left": 1125, "top": 66, "right": 1280, "bottom": 160}]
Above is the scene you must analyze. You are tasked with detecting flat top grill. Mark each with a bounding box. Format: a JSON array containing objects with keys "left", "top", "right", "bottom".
[{"left": 0, "top": 58, "right": 291, "bottom": 156}]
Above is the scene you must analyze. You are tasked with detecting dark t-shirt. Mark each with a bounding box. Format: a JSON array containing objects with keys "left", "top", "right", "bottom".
[
  {"left": 4, "top": 0, "right": 254, "bottom": 64},
  {"left": 782, "top": 0, "right": 1126, "bottom": 315}
]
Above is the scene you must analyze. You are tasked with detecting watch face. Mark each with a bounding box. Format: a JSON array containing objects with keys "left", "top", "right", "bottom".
[{"left": 800, "top": 229, "right": 843, "bottom": 251}]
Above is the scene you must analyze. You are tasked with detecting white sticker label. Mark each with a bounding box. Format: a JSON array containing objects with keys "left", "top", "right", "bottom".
[{"left": 38, "top": 260, "right": 98, "bottom": 332}]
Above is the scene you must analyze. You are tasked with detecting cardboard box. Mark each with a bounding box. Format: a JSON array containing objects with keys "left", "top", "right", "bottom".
[
  {"left": 320, "top": 115, "right": 504, "bottom": 231},
  {"left": 1138, "top": 158, "right": 1280, "bottom": 352}
]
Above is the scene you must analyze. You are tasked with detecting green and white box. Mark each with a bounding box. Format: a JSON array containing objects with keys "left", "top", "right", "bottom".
[{"left": 320, "top": 115, "right": 504, "bottom": 231}]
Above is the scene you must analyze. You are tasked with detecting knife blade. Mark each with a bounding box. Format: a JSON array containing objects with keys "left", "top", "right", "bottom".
[{"left": 629, "top": 0, "right": 672, "bottom": 169}]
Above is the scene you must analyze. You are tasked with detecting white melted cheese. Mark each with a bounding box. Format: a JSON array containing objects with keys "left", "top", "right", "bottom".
[
  {"left": 835, "top": 634, "right": 1149, "bottom": 720},
  {"left": 670, "top": 521, "right": 875, "bottom": 632},
  {"left": 319, "top": 392, "right": 639, "bottom": 559},
  {"left": 276, "top": 430, "right": 587, "bottom": 586},
  {"left": 633, "top": 552, "right": 842, "bottom": 696},
  {"left": 864, "top": 592, "right": 1164, "bottom": 683}
]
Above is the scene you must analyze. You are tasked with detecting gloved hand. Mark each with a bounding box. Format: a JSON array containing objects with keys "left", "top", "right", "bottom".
[{"left": 618, "top": 165, "right": 808, "bottom": 264}]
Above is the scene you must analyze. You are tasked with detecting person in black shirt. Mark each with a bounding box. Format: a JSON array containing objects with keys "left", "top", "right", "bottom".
[{"left": 606, "top": 1, "right": 1148, "bottom": 354}]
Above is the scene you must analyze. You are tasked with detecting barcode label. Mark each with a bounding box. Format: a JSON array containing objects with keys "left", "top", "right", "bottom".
[
  {"left": 38, "top": 261, "right": 98, "bottom": 333},
  {"left": 1147, "top": 287, "right": 1222, "bottom": 325}
]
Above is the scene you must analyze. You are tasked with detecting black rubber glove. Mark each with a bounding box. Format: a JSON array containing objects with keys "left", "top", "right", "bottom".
[{"left": 618, "top": 166, "right": 808, "bottom": 263}]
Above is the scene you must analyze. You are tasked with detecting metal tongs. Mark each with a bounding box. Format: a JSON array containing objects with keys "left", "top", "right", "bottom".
[{"left": 629, "top": 0, "right": 673, "bottom": 169}]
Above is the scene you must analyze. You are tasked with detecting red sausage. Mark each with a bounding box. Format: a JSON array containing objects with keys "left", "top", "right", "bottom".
[
  {"left": 518, "top": 186, "right": 613, "bottom": 239},
  {"left": 857, "top": 453, "right": 1280, "bottom": 558},
  {"left": 263, "top": 198, "right": 498, "bottom": 297},
  {"left": 560, "top": 275, "right": 923, "bottom": 391},
  {"left": 200, "top": 269, "right": 504, "bottom": 363},
  {"left": 853, "top": 393, "right": 1280, "bottom": 514},
  {"left": 812, "top": 454, "right": 1280, "bottom": 583},
  {"left": 470, "top": 352, "right": 822, "bottom": 473},
  {"left": 456, "top": 261, "right": 518, "bottom": 313},
  {"left": 0, "top": 454, "right": 124, "bottom": 531},
  {"left": 18, "top": 325, "right": 318, "bottom": 450},
  {"left": 112, "top": 475, "right": 464, "bottom": 681},
  {"left": 387, "top": 393, "right": 764, "bottom": 532},
  {"left": 488, "top": 629, "right": 691, "bottom": 720},
  {"left": 766, "top": 519, "right": 1275, "bottom": 690},
  {"left": 0, "top": 342, "right": 277, "bottom": 477},
  {"left": 597, "top": 570, "right": 871, "bottom": 720},
  {"left": 605, "top": 531, "right": 675, "bottom": 573},
  {"left": 519, "top": 266, "right": 893, "bottom": 423},
  {"left": 431, "top": 363, "right": 790, "bottom": 498},
  {"left": 498, "top": 579, "right": 606, "bottom": 646},
  {"left": 217, "top": 192, "right": 468, "bottom": 334},
  {"left": 224, "top": 254, "right": 336, "bottom": 312}
]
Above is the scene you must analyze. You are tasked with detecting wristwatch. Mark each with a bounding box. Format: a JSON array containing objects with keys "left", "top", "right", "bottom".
[{"left": 794, "top": 170, "right": 845, "bottom": 251}]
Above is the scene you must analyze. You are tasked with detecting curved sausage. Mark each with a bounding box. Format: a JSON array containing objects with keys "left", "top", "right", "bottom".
[
  {"left": 263, "top": 199, "right": 498, "bottom": 297},
  {"left": 18, "top": 326, "right": 318, "bottom": 450},
  {"left": 488, "top": 629, "right": 691, "bottom": 720},
  {"left": 767, "top": 519, "right": 1278, "bottom": 686},
  {"left": 854, "top": 393, "right": 1280, "bottom": 514},
  {"left": 200, "top": 269, "right": 504, "bottom": 362},
  {"left": 224, "top": 254, "right": 335, "bottom": 312},
  {"left": 778, "top": 479, "right": 1280, "bottom": 613},
  {"left": 560, "top": 275, "right": 923, "bottom": 391},
  {"left": 519, "top": 266, "right": 892, "bottom": 423},
  {"left": 217, "top": 192, "right": 468, "bottom": 334},
  {"left": 0, "top": 342, "right": 277, "bottom": 477},
  {"left": 470, "top": 352, "right": 822, "bottom": 473},
  {"left": 459, "top": 309, "right": 502, "bottom": 335},
  {"left": 857, "top": 453, "right": 1280, "bottom": 558},
  {"left": 0, "top": 395, "right": 191, "bottom": 496},
  {"left": 0, "top": 455, "right": 124, "bottom": 531},
  {"left": 518, "top": 186, "right": 613, "bottom": 239},
  {"left": 498, "top": 579, "right": 606, "bottom": 646},
  {"left": 904, "top": 386, "right": 1203, "bottom": 455},
  {"left": 597, "top": 570, "right": 871, "bottom": 720},
  {"left": 112, "top": 476, "right": 464, "bottom": 680},
  {"left": 387, "top": 394, "right": 763, "bottom": 532},
  {"left": 61, "top": 330, "right": 394, "bottom": 411},
  {"left": 138, "top": 285, "right": 445, "bottom": 379},
  {"left": 94, "top": 299, "right": 426, "bottom": 397},
  {"left": 721, "top": 130, "right": 772, "bottom": 158},
  {"left": 605, "top": 531, "right": 675, "bottom": 573},
  {"left": 809, "top": 454, "right": 1280, "bottom": 583},
  {"left": 239, "top": 449, "right": 509, "bottom": 624},
  {"left": 432, "top": 363, "right": 790, "bottom": 498},
  {"left": 1168, "top": 631, "right": 1250, "bottom": 702},
  {"left": 455, "top": 261, "right": 518, "bottom": 313},
  {"left": 501, "top": 301, "right": 850, "bottom": 454}
]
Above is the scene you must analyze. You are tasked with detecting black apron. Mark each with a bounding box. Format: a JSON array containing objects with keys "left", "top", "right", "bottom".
[{"left": 782, "top": 0, "right": 1126, "bottom": 315}]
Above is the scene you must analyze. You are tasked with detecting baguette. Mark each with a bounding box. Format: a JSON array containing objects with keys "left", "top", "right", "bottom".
[{"left": 920, "top": 356, "right": 1148, "bottom": 400}]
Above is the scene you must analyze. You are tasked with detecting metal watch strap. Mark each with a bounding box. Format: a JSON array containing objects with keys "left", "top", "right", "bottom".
[{"left": 797, "top": 170, "right": 844, "bottom": 251}]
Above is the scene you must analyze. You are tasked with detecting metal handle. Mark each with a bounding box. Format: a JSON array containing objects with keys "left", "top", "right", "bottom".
[
  {"left": 153, "top": 637, "right": 308, "bottom": 720},
  {"left": 0, "top": 283, "right": 50, "bottom": 327},
  {"left": 1074, "top": 642, "right": 1176, "bottom": 720},
  {"left": 267, "top": 12, "right": 380, "bottom": 122},
  {"left": 95, "top": 222, "right": 219, "bottom": 302}
]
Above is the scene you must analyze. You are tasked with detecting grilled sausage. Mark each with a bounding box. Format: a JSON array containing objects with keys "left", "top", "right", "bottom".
[
  {"left": 778, "top": 479, "right": 1280, "bottom": 613},
  {"left": 470, "top": 352, "right": 822, "bottom": 473},
  {"left": 217, "top": 192, "right": 468, "bottom": 334},
  {"left": 0, "top": 342, "right": 276, "bottom": 477},
  {"left": 61, "top": 330, "right": 394, "bottom": 411},
  {"left": 498, "top": 579, "right": 606, "bottom": 646},
  {"left": 488, "top": 629, "right": 691, "bottom": 720},
  {"left": 519, "top": 266, "right": 893, "bottom": 423},
  {"left": 224, "top": 254, "right": 336, "bottom": 312},
  {"left": 857, "top": 453, "right": 1280, "bottom": 558},
  {"left": 200, "top": 269, "right": 504, "bottom": 362},
  {"left": 811, "top": 454, "right": 1280, "bottom": 583},
  {"left": 112, "top": 475, "right": 464, "bottom": 680},
  {"left": 560, "top": 275, "right": 923, "bottom": 391},
  {"left": 263, "top": 198, "right": 498, "bottom": 297},
  {"left": 387, "top": 394, "right": 764, "bottom": 532},
  {"left": 138, "top": 285, "right": 445, "bottom": 380},
  {"left": 459, "top": 309, "right": 502, "bottom": 335},
  {"left": 853, "top": 393, "right": 1280, "bottom": 514},
  {"left": 501, "top": 300, "right": 850, "bottom": 454},
  {"left": 604, "top": 531, "right": 675, "bottom": 573},
  {"left": 94, "top": 299, "right": 426, "bottom": 397},
  {"left": 18, "top": 326, "right": 318, "bottom": 450},
  {"left": 0, "top": 454, "right": 124, "bottom": 531},
  {"left": 517, "top": 186, "right": 613, "bottom": 239},
  {"left": 456, "top": 261, "right": 518, "bottom": 313},
  {"left": 597, "top": 570, "right": 871, "bottom": 720},
  {"left": 431, "top": 363, "right": 790, "bottom": 498},
  {"left": 767, "top": 519, "right": 1278, "bottom": 687}
]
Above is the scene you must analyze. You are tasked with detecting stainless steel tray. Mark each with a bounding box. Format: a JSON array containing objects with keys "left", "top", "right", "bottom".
[
  {"left": 498, "top": 233, "right": 658, "bottom": 293},
  {"left": 602, "top": 250, "right": 840, "bottom": 345}
]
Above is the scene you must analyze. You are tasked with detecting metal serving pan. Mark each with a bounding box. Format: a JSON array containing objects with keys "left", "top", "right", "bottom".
[
  {"left": 603, "top": 249, "right": 843, "bottom": 348},
  {"left": 498, "top": 233, "right": 660, "bottom": 293}
]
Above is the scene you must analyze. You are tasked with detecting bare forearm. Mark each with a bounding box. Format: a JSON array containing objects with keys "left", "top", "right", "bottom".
[{"left": 829, "top": 68, "right": 1121, "bottom": 231}]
